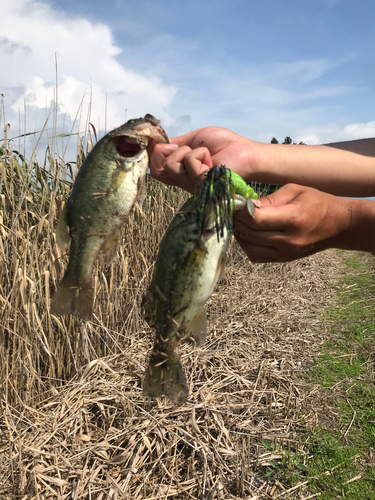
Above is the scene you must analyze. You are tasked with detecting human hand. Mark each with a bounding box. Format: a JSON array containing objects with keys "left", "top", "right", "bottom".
[
  {"left": 148, "top": 127, "right": 257, "bottom": 194},
  {"left": 234, "top": 184, "right": 353, "bottom": 262}
]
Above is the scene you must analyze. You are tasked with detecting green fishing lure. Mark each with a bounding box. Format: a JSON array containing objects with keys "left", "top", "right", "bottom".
[{"left": 227, "top": 169, "right": 258, "bottom": 200}]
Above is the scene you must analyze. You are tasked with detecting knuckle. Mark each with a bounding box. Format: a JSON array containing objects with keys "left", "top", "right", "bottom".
[
  {"left": 292, "top": 237, "right": 306, "bottom": 251},
  {"left": 289, "top": 212, "right": 307, "bottom": 231},
  {"left": 185, "top": 147, "right": 207, "bottom": 160}
]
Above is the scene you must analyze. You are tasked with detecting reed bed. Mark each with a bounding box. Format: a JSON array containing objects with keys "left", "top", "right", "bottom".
[{"left": 0, "top": 136, "right": 345, "bottom": 498}]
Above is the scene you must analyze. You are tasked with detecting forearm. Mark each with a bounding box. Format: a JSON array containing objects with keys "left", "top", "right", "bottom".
[{"left": 250, "top": 140, "right": 375, "bottom": 197}]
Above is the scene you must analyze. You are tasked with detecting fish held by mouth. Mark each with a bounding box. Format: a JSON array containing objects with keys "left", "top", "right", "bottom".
[
  {"left": 142, "top": 165, "right": 235, "bottom": 404},
  {"left": 51, "top": 114, "right": 169, "bottom": 319}
]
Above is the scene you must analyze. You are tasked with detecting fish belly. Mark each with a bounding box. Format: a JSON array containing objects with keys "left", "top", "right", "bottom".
[{"left": 175, "top": 230, "right": 230, "bottom": 344}]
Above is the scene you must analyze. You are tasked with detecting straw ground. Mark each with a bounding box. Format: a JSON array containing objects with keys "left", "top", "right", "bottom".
[{"left": 0, "top": 137, "right": 349, "bottom": 498}]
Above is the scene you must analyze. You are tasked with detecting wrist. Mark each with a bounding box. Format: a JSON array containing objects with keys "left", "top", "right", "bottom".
[
  {"left": 241, "top": 139, "right": 268, "bottom": 183},
  {"left": 246, "top": 141, "right": 293, "bottom": 185},
  {"left": 335, "top": 198, "right": 375, "bottom": 253}
]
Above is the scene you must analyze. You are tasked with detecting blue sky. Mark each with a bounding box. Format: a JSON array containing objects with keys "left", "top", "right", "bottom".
[{"left": 2, "top": 0, "right": 375, "bottom": 158}]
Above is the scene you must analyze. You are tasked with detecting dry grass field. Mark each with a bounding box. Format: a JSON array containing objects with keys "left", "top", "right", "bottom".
[{"left": 0, "top": 135, "right": 350, "bottom": 498}]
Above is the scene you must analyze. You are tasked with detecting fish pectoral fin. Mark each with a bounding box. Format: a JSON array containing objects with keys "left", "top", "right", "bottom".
[
  {"left": 213, "top": 252, "right": 227, "bottom": 287},
  {"left": 55, "top": 203, "right": 70, "bottom": 252},
  {"left": 135, "top": 174, "right": 146, "bottom": 210},
  {"left": 143, "top": 352, "right": 188, "bottom": 404},
  {"left": 98, "top": 231, "right": 120, "bottom": 266},
  {"left": 186, "top": 307, "right": 207, "bottom": 346}
]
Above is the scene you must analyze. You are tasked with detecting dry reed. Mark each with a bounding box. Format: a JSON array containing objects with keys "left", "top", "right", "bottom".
[{"left": 0, "top": 136, "right": 346, "bottom": 498}]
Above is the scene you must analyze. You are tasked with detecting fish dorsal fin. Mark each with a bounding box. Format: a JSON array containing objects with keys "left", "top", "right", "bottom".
[
  {"left": 55, "top": 203, "right": 70, "bottom": 252},
  {"left": 186, "top": 307, "right": 207, "bottom": 346}
]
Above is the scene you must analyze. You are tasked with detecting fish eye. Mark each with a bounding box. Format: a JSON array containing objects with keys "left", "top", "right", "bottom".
[{"left": 207, "top": 165, "right": 224, "bottom": 181}]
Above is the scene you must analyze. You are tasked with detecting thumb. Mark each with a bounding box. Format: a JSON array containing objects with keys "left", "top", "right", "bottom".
[
  {"left": 170, "top": 130, "right": 200, "bottom": 147},
  {"left": 258, "top": 184, "right": 302, "bottom": 209}
]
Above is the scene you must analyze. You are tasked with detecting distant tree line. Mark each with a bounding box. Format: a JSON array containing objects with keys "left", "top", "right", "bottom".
[
  {"left": 271, "top": 136, "right": 306, "bottom": 145},
  {"left": 252, "top": 136, "right": 305, "bottom": 195}
]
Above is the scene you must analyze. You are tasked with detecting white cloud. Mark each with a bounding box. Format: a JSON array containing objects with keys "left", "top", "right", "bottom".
[
  {"left": 295, "top": 121, "right": 375, "bottom": 145},
  {"left": 295, "top": 134, "right": 321, "bottom": 145},
  {"left": 341, "top": 121, "right": 375, "bottom": 139},
  {"left": 0, "top": 0, "right": 372, "bottom": 160},
  {"left": 1, "top": 0, "right": 177, "bottom": 156},
  {"left": 176, "top": 56, "right": 364, "bottom": 147}
]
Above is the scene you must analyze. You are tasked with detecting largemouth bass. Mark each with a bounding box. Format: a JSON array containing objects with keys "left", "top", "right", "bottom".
[
  {"left": 142, "top": 165, "right": 236, "bottom": 404},
  {"left": 51, "top": 114, "right": 169, "bottom": 319}
]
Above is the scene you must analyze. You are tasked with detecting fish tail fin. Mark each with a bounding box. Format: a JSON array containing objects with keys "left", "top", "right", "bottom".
[
  {"left": 51, "top": 273, "right": 93, "bottom": 319},
  {"left": 143, "top": 351, "right": 188, "bottom": 404}
]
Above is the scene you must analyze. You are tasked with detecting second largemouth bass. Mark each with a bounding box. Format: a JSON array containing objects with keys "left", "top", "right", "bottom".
[{"left": 142, "top": 165, "right": 236, "bottom": 404}]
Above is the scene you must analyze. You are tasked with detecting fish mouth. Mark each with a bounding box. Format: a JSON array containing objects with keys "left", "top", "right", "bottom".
[
  {"left": 191, "top": 227, "right": 216, "bottom": 236},
  {"left": 203, "top": 227, "right": 216, "bottom": 237},
  {"left": 195, "top": 165, "right": 235, "bottom": 241},
  {"left": 115, "top": 137, "right": 142, "bottom": 158}
]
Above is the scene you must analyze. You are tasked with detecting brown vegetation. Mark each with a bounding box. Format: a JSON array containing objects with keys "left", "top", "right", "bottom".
[{"left": 0, "top": 139, "right": 344, "bottom": 498}]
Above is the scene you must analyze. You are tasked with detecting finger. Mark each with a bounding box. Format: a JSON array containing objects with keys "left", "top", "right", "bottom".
[
  {"left": 147, "top": 140, "right": 178, "bottom": 160},
  {"left": 182, "top": 147, "right": 213, "bottom": 180},
  {"left": 236, "top": 204, "right": 296, "bottom": 231},
  {"left": 235, "top": 234, "right": 278, "bottom": 262},
  {"left": 162, "top": 146, "right": 196, "bottom": 193},
  {"left": 149, "top": 142, "right": 179, "bottom": 181},
  {"left": 152, "top": 172, "right": 185, "bottom": 188},
  {"left": 169, "top": 130, "right": 202, "bottom": 148},
  {"left": 234, "top": 219, "right": 282, "bottom": 245},
  {"left": 258, "top": 184, "right": 303, "bottom": 209},
  {"left": 163, "top": 147, "right": 213, "bottom": 194},
  {"left": 250, "top": 256, "right": 278, "bottom": 263}
]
